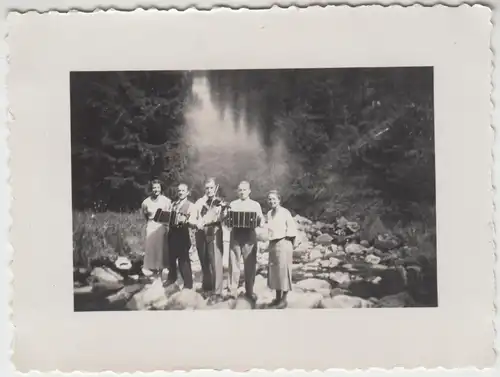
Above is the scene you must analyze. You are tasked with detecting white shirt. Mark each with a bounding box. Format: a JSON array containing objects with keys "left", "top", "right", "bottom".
[
  {"left": 229, "top": 198, "right": 264, "bottom": 226},
  {"left": 266, "top": 206, "right": 298, "bottom": 241},
  {"left": 141, "top": 195, "right": 171, "bottom": 221},
  {"left": 193, "top": 196, "right": 224, "bottom": 227}
]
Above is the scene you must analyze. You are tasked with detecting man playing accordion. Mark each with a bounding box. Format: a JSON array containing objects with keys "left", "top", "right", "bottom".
[
  {"left": 225, "top": 181, "right": 264, "bottom": 302},
  {"left": 164, "top": 183, "right": 197, "bottom": 289}
]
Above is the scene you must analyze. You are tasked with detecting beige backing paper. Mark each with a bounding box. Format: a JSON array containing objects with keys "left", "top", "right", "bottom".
[{"left": 6, "top": 5, "right": 495, "bottom": 372}]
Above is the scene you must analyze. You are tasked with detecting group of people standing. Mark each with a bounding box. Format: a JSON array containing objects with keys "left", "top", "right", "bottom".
[{"left": 141, "top": 178, "right": 298, "bottom": 309}]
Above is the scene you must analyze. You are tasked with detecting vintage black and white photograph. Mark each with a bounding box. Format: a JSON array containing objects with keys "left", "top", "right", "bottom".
[
  {"left": 71, "top": 67, "right": 437, "bottom": 311},
  {"left": 10, "top": 5, "right": 494, "bottom": 371}
]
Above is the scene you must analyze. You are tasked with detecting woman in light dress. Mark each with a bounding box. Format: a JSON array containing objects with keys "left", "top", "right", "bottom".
[
  {"left": 141, "top": 179, "right": 172, "bottom": 279},
  {"left": 265, "top": 190, "right": 298, "bottom": 309}
]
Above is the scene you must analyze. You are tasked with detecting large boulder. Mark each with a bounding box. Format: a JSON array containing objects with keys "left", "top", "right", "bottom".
[
  {"left": 316, "top": 234, "right": 333, "bottom": 246},
  {"left": 308, "top": 246, "right": 325, "bottom": 261},
  {"left": 164, "top": 289, "right": 206, "bottom": 310},
  {"left": 295, "top": 278, "right": 332, "bottom": 297},
  {"left": 105, "top": 283, "right": 143, "bottom": 309},
  {"left": 365, "top": 254, "right": 381, "bottom": 265},
  {"left": 329, "top": 271, "right": 351, "bottom": 285},
  {"left": 90, "top": 267, "right": 124, "bottom": 293},
  {"left": 126, "top": 279, "right": 171, "bottom": 310},
  {"left": 373, "top": 234, "right": 401, "bottom": 251},
  {"left": 206, "top": 299, "right": 235, "bottom": 310},
  {"left": 286, "top": 291, "right": 323, "bottom": 309},
  {"left": 320, "top": 295, "right": 374, "bottom": 309},
  {"left": 345, "top": 243, "right": 366, "bottom": 255}
]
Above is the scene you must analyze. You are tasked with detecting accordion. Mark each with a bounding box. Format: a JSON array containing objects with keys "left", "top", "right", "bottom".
[
  {"left": 153, "top": 209, "right": 185, "bottom": 226},
  {"left": 226, "top": 211, "right": 258, "bottom": 229}
]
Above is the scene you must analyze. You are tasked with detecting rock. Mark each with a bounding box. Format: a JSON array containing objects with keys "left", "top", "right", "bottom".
[
  {"left": 323, "top": 246, "right": 345, "bottom": 259},
  {"left": 321, "top": 295, "right": 374, "bottom": 309},
  {"left": 191, "top": 260, "right": 202, "bottom": 274},
  {"left": 90, "top": 267, "right": 124, "bottom": 293},
  {"left": 206, "top": 299, "right": 235, "bottom": 310},
  {"left": 370, "top": 264, "right": 388, "bottom": 271},
  {"left": 308, "top": 246, "right": 324, "bottom": 261},
  {"left": 258, "top": 241, "right": 270, "bottom": 251},
  {"left": 328, "top": 257, "right": 341, "bottom": 268},
  {"left": 232, "top": 296, "right": 254, "bottom": 310},
  {"left": 345, "top": 243, "right": 366, "bottom": 254},
  {"left": 319, "top": 260, "right": 330, "bottom": 268},
  {"left": 330, "top": 287, "right": 348, "bottom": 297},
  {"left": 165, "top": 289, "right": 207, "bottom": 310},
  {"left": 256, "top": 290, "right": 276, "bottom": 308},
  {"left": 329, "top": 271, "right": 350, "bottom": 285},
  {"left": 316, "top": 273, "right": 330, "bottom": 281},
  {"left": 313, "top": 221, "right": 326, "bottom": 230},
  {"left": 92, "top": 266, "right": 124, "bottom": 281},
  {"left": 294, "top": 215, "right": 312, "bottom": 225},
  {"left": 378, "top": 292, "right": 415, "bottom": 307},
  {"left": 287, "top": 291, "right": 323, "bottom": 309},
  {"left": 316, "top": 234, "right": 333, "bottom": 246},
  {"left": 126, "top": 279, "right": 170, "bottom": 310},
  {"left": 257, "top": 252, "right": 269, "bottom": 267},
  {"left": 296, "top": 278, "right": 331, "bottom": 293},
  {"left": 373, "top": 234, "right": 401, "bottom": 251},
  {"left": 294, "top": 230, "right": 310, "bottom": 247},
  {"left": 365, "top": 254, "right": 381, "bottom": 265},
  {"left": 346, "top": 222, "right": 360, "bottom": 233},
  {"left": 74, "top": 285, "right": 93, "bottom": 295},
  {"left": 360, "top": 240, "right": 370, "bottom": 247},
  {"left": 106, "top": 283, "right": 143, "bottom": 308},
  {"left": 336, "top": 216, "right": 349, "bottom": 229}
]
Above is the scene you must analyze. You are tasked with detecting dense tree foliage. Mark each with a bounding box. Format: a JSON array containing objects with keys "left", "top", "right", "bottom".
[{"left": 71, "top": 68, "right": 435, "bottom": 231}]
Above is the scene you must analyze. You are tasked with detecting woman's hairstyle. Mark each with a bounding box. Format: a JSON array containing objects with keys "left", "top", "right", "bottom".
[
  {"left": 150, "top": 179, "right": 163, "bottom": 191},
  {"left": 267, "top": 189, "right": 281, "bottom": 201}
]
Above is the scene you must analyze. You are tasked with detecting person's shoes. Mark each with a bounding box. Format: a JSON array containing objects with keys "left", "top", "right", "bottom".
[
  {"left": 268, "top": 298, "right": 281, "bottom": 308},
  {"left": 209, "top": 294, "right": 224, "bottom": 304},
  {"left": 245, "top": 292, "right": 258, "bottom": 302},
  {"left": 200, "top": 291, "right": 212, "bottom": 299},
  {"left": 275, "top": 299, "right": 288, "bottom": 309}
]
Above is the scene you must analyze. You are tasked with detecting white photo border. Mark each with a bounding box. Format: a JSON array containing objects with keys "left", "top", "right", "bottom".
[{"left": 6, "top": 4, "right": 496, "bottom": 372}]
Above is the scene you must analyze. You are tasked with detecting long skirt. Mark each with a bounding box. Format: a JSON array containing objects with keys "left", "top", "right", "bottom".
[
  {"left": 143, "top": 220, "right": 168, "bottom": 271},
  {"left": 267, "top": 238, "right": 293, "bottom": 291}
]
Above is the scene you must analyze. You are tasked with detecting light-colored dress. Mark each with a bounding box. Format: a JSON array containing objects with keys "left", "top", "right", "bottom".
[
  {"left": 266, "top": 206, "right": 298, "bottom": 291},
  {"left": 141, "top": 195, "right": 172, "bottom": 271}
]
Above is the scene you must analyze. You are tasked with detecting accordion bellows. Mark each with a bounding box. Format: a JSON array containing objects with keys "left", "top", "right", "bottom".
[
  {"left": 226, "top": 211, "right": 258, "bottom": 228},
  {"left": 153, "top": 209, "right": 185, "bottom": 226}
]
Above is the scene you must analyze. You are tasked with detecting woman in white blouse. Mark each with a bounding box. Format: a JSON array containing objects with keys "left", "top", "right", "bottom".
[
  {"left": 141, "top": 179, "right": 172, "bottom": 279},
  {"left": 265, "top": 190, "right": 298, "bottom": 309}
]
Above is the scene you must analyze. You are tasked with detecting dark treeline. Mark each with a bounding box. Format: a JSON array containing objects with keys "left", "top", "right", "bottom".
[{"left": 71, "top": 67, "right": 435, "bottom": 229}]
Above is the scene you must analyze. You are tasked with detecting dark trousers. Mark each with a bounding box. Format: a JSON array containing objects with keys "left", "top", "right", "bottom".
[
  {"left": 196, "top": 225, "right": 224, "bottom": 295},
  {"left": 167, "top": 226, "right": 193, "bottom": 289}
]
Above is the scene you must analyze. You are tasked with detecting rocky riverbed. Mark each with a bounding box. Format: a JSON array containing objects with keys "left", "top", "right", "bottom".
[{"left": 74, "top": 214, "right": 437, "bottom": 311}]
